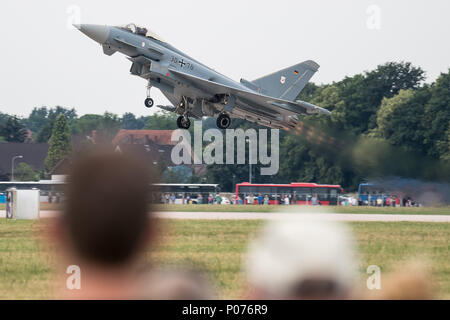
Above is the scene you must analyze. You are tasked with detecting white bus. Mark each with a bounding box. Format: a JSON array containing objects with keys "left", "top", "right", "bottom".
[
  {"left": 151, "top": 183, "right": 220, "bottom": 204},
  {"left": 0, "top": 181, "right": 220, "bottom": 204}
]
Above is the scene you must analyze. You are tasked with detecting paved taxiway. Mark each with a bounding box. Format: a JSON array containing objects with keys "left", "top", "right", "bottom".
[{"left": 1, "top": 210, "right": 449, "bottom": 222}]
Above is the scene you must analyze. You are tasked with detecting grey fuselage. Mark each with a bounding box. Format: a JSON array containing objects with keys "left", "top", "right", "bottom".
[
  {"left": 77, "top": 24, "right": 327, "bottom": 128},
  {"left": 106, "top": 26, "right": 257, "bottom": 117}
]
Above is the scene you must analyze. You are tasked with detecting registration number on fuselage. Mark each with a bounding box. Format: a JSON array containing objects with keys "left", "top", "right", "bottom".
[{"left": 171, "top": 56, "right": 194, "bottom": 71}]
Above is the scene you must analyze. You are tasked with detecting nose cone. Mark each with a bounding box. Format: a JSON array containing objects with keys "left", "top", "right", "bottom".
[{"left": 75, "top": 24, "right": 110, "bottom": 44}]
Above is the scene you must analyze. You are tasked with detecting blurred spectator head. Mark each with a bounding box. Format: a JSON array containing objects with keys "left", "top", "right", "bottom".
[
  {"left": 62, "top": 149, "right": 154, "bottom": 268},
  {"left": 364, "top": 261, "right": 434, "bottom": 300},
  {"left": 245, "top": 217, "right": 357, "bottom": 299},
  {"left": 143, "top": 268, "right": 215, "bottom": 300}
]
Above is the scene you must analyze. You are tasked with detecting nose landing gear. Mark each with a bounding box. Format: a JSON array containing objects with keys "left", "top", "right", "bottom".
[
  {"left": 144, "top": 82, "right": 154, "bottom": 108},
  {"left": 144, "top": 98, "right": 154, "bottom": 108}
]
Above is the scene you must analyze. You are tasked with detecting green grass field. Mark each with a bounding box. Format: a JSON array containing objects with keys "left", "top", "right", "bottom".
[
  {"left": 0, "top": 218, "right": 449, "bottom": 299},
  {"left": 0, "top": 203, "right": 61, "bottom": 211}
]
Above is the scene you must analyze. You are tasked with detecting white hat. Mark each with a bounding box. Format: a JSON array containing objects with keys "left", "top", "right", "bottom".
[{"left": 245, "top": 217, "right": 357, "bottom": 298}]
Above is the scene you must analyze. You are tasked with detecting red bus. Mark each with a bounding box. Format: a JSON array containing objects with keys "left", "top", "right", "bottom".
[{"left": 236, "top": 182, "right": 344, "bottom": 205}]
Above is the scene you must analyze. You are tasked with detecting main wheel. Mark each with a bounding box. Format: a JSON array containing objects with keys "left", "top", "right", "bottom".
[
  {"left": 177, "top": 116, "right": 191, "bottom": 129},
  {"left": 144, "top": 98, "right": 154, "bottom": 108},
  {"left": 217, "top": 114, "right": 231, "bottom": 129}
]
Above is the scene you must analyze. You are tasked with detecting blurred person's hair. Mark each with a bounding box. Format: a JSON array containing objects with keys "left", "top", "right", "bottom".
[
  {"left": 143, "top": 268, "right": 216, "bottom": 300},
  {"left": 245, "top": 217, "right": 357, "bottom": 300},
  {"left": 63, "top": 149, "right": 154, "bottom": 267},
  {"left": 364, "top": 261, "right": 434, "bottom": 300}
]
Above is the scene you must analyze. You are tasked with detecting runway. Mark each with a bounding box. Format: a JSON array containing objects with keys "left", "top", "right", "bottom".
[
  {"left": 153, "top": 211, "right": 450, "bottom": 222},
  {"left": 1, "top": 210, "right": 450, "bottom": 222}
]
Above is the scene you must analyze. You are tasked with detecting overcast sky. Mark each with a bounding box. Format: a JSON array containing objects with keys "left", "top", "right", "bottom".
[{"left": 0, "top": 0, "right": 449, "bottom": 118}]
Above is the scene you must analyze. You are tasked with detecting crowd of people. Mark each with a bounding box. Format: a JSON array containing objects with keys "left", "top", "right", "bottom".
[
  {"left": 156, "top": 193, "right": 326, "bottom": 206},
  {"left": 155, "top": 192, "right": 423, "bottom": 208},
  {"left": 53, "top": 151, "right": 433, "bottom": 300},
  {"left": 240, "top": 194, "right": 322, "bottom": 205},
  {"left": 340, "top": 195, "right": 421, "bottom": 207},
  {"left": 157, "top": 193, "right": 224, "bottom": 205}
]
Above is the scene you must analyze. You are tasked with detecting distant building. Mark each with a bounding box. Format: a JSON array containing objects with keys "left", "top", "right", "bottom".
[
  {"left": 112, "top": 130, "right": 207, "bottom": 180},
  {"left": 0, "top": 129, "right": 206, "bottom": 182},
  {"left": 112, "top": 129, "right": 177, "bottom": 167},
  {"left": 112, "top": 129, "right": 176, "bottom": 146},
  {"left": 0, "top": 143, "right": 49, "bottom": 180},
  {"left": 50, "top": 129, "right": 187, "bottom": 179},
  {"left": 49, "top": 157, "right": 71, "bottom": 182}
]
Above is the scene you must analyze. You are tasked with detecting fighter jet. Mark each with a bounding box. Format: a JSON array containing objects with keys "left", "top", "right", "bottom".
[{"left": 75, "top": 23, "right": 330, "bottom": 130}]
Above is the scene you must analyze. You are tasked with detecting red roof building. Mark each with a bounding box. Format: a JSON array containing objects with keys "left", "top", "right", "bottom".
[{"left": 112, "top": 130, "right": 176, "bottom": 146}]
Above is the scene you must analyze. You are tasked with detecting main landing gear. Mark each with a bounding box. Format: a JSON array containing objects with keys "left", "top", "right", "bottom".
[
  {"left": 175, "top": 96, "right": 191, "bottom": 129},
  {"left": 217, "top": 113, "right": 231, "bottom": 129},
  {"left": 177, "top": 116, "right": 191, "bottom": 129}
]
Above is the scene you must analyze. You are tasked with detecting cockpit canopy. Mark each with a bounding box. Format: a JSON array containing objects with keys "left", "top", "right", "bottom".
[{"left": 118, "top": 23, "right": 166, "bottom": 43}]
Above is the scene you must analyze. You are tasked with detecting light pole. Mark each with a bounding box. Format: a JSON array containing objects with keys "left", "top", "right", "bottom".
[{"left": 11, "top": 155, "right": 23, "bottom": 181}]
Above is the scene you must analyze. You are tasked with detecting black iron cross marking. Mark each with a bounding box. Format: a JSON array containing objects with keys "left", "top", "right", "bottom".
[{"left": 179, "top": 59, "right": 186, "bottom": 68}]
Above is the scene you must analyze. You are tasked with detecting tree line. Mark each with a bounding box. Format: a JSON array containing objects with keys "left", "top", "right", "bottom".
[
  {"left": 0, "top": 107, "right": 179, "bottom": 181},
  {"left": 0, "top": 62, "right": 448, "bottom": 190},
  {"left": 206, "top": 62, "right": 449, "bottom": 191}
]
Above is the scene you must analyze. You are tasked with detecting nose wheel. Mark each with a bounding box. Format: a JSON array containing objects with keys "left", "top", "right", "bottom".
[
  {"left": 177, "top": 116, "right": 191, "bottom": 129},
  {"left": 144, "top": 98, "right": 154, "bottom": 108},
  {"left": 217, "top": 113, "right": 231, "bottom": 129},
  {"left": 144, "top": 82, "right": 154, "bottom": 108}
]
